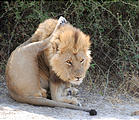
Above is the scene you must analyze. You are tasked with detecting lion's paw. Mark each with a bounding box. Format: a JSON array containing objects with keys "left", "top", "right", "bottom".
[
  {"left": 59, "top": 96, "right": 81, "bottom": 106},
  {"left": 70, "top": 97, "right": 81, "bottom": 106},
  {"left": 64, "top": 96, "right": 81, "bottom": 106},
  {"left": 65, "top": 87, "right": 79, "bottom": 96}
]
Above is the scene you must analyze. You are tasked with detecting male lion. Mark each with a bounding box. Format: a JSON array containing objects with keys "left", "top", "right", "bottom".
[
  {"left": 6, "top": 17, "right": 96, "bottom": 115},
  {"left": 31, "top": 17, "right": 92, "bottom": 105}
]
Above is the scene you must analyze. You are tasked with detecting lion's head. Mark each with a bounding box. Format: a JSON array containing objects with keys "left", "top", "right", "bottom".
[{"left": 47, "top": 24, "right": 91, "bottom": 85}]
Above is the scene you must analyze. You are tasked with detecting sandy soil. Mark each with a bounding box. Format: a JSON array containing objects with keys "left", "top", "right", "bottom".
[{"left": 0, "top": 74, "right": 139, "bottom": 120}]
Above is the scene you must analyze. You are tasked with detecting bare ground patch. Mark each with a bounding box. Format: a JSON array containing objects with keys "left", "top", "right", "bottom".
[{"left": 0, "top": 74, "right": 139, "bottom": 120}]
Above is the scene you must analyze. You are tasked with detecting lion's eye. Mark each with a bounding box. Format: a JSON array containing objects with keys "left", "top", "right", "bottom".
[
  {"left": 80, "top": 59, "right": 84, "bottom": 63},
  {"left": 66, "top": 60, "right": 72, "bottom": 66}
]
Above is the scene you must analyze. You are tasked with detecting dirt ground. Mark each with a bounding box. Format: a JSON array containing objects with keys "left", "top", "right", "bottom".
[{"left": 0, "top": 74, "right": 139, "bottom": 120}]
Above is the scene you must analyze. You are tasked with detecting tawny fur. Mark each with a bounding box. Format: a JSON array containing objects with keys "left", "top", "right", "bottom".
[
  {"left": 31, "top": 19, "right": 91, "bottom": 104},
  {"left": 5, "top": 17, "right": 92, "bottom": 111},
  {"left": 34, "top": 19, "right": 91, "bottom": 83}
]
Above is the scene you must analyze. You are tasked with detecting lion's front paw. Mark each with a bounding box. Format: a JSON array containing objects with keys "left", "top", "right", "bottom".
[
  {"left": 57, "top": 96, "right": 81, "bottom": 106},
  {"left": 71, "top": 97, "right": 82, "bottom": 106},
  {"left": 64, "top": 96, "right": 81, "bottom": 106},
  {"left": 65, "top": 87, "right": 79, "bottom": 96}
]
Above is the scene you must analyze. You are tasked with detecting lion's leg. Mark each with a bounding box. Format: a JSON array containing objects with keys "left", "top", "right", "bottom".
[
  {"left": 22, "top": 16, "right": 68, "bottom": 55},
  {"left": 22, "top": 16, "right": 68, "bottom": 97},
  {"left": 50, "top": 81, "right": 80, "bottom": 105},
  {"left": 7, "top": 16, "right": 67, "bottom": 99},
  {"left": 49, "top": 72, "right": 80, "bottom": 106},
  {"left": 62, "top": 83, "right": 79, "bottom": 96},
  {"left": 32, "top": 88, "right": 47, "bottom": 98}
]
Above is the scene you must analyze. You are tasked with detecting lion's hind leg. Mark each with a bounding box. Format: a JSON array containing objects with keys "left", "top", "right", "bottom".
[{"left": 33, "top": 88, "right": 47, "bottom": 98}]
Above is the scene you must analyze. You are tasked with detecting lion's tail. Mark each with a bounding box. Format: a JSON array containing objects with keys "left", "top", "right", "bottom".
[{"left": 9, "top": 91, "right": 91, "bottom": 112}]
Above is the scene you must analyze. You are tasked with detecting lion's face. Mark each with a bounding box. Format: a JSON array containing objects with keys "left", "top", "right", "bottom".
[
  {"left": 50, "top": 50, "right": 91, "bottom": 85},
  {"left": 49, "top": 24, "right": 91, "bottom": 85}
]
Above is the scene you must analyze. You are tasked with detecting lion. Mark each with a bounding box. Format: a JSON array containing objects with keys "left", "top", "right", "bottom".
[
  {"left": 5, "top": 17, "right": 97, "bottom": 115},
  {"left": 32, "top": 18, "right": 92, "bottom": 105}
]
